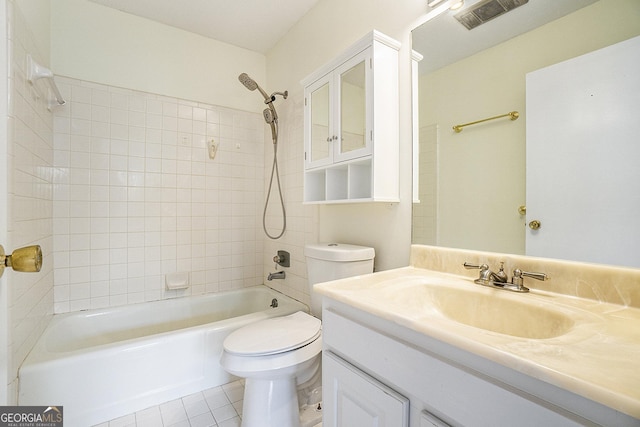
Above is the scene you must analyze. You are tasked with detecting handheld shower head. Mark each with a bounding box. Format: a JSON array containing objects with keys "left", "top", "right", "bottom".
[
  {"left": 263, "top": 108, "right": 275, "bottom": 124},
  {"left": 238, "top": 73, "right": 271, "bottom": 102},
  {"left": 238, "top": 73, "right": 288, "bottom": 137},
  {"left": 238, "top": 73, "right": 258, "bottom": 91}
]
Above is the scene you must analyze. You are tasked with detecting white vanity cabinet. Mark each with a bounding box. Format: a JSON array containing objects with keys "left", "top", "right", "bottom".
[
  {"left": 324, "top": 351, "right": 409, "bottom": 427},
  {"left": 321, "top": 300, "right": 617, "bottom": 427},
  {"left": 302, "top": 30, "right": 400, "bottom": 204}
]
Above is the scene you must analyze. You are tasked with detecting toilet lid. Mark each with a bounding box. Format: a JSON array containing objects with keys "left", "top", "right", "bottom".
[{"left": 223, "top": 311, "right": 321, "bottom": 356}]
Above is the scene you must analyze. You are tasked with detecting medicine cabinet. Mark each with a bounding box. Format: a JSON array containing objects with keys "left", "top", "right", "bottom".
[{"left": 301, "top": 31, "right": 400, "bottom": 204}]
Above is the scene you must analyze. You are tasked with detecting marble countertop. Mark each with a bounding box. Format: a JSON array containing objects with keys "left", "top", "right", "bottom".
[{"left": 315, "top": 265, "right": 640, "bottom": 420}]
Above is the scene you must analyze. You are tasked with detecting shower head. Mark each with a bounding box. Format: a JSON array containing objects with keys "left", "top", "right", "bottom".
[
  {"left": 238, "top": 72, "right": 288, "bottom": 137},
  {"left": 238, "top": 73, "right": 271, "bottom": 102},
  {"left": 238, "top": 73, "right": 258, "bottom": 91},
  {"left": 263, "top": 108, "right": 275, "bottom": 124}
]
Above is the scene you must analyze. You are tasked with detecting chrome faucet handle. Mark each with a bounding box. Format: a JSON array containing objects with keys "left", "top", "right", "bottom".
[
  {"left": 463, "top": 262, "right": 489, "bottom": 271},
  {"left": 510, "top": 268, "right": 549, "bottom": 292},
  {"left": 463, "top": 262, "right": 499, "bottom": 286},
  {"left": 463, "top": 262, "right": 490, "bottom": 284},
  {"left": 463, "top": 262, "right": 508, "bottom": 283}
]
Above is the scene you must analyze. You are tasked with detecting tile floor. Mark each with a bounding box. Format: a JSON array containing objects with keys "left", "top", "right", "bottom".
[{"left": 94, "top": 380, "right": 245, "bottom": 427}]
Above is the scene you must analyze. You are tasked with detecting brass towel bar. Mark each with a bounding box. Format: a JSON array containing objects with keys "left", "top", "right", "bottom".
[{"left": 453, "top": 111, "right": 519, "bottom": 133}]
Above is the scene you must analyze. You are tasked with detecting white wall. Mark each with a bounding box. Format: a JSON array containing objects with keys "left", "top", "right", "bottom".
[
  {"left": 50, "top": 0, "right": 266, "bottom": 114},
  {"left": 10, "top": 0, "right": 50, "bottom": 62},
  {"left": 264, "top": 0, "right": 426, "bottom": 279}
]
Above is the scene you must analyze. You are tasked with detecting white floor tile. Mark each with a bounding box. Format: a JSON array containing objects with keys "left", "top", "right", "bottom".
[
  {"left": 182, "top": 392, "right": 210, "bottom": 419},
  {"left": 98, "top": 379, "right": 318, "bottom": 427},
  {"left": 108, "top": 413, "right": 136, "bottom": 427},
  {"left": 211, "top": 403, "right": 237, "bottom": 423},
  {"left": 159, "top": 399, "right": 189, "bottom": 425},
  {"left": 221, "top": 381, "right": 244, "bottom": 403},
  {"left": 189, "top": 411, "right": 217, "bottom": 427},
  {"left": 135, "top": 406, "right": 163, "bottom": 427},
  {"left": 217, "top": 416, "right": 241, "bottom": 427},
  {"left": 203, "top": 387, "right": 231, "bottom": 410}
]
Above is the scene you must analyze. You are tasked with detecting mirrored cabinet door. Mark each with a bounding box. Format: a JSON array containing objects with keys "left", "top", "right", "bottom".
[
  {"left": 306, "top": 78, "right": 333, "bottom": 168},
  {"left": 338, "top": 57, "right": 368, "bottom": 161}
]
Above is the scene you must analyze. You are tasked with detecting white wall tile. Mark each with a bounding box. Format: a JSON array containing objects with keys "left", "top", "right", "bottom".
[{"left": 53, "top": 77, "right": 264, "bottom": 313}]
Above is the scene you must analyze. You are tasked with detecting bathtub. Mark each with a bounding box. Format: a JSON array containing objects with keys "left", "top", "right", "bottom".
[{"left": 19, "top": 286, "right": 307, "bottom": 427}]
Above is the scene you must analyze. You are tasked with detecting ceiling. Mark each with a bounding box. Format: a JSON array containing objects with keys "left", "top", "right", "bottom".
[
  {"left": 412, "top": 0, "right": 598, "bottom": 74},
  {"left": 87, "top": 0, "right": 321, "bottom": 54}
]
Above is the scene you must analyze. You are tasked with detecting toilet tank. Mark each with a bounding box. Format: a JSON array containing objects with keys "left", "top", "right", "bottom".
[{"left": 304, "top": 243, "right": 375, "bottom": 317}]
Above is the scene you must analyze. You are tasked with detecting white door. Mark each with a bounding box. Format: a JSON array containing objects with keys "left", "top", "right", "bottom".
[
  {"left": 323, "top": 351, "right": 409, "bottom": 427},
  {"left": 525, "top": 36, "right": 640, "bottom": 268}
]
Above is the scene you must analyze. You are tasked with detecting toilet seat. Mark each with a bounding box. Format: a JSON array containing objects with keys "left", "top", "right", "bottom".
[{"left": 223, "top": 311, "right": 321, "bottom": 356}]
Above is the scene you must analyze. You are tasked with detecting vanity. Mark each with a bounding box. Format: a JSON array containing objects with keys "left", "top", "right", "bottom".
[{"left": 315, "top": 245, "right": 640, "bottom": 426}]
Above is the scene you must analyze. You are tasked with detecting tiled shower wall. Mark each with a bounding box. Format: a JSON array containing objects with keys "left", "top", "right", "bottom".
[
  {"left": 7, "top": 0, "right": 55, "bottom": 397},
  {"left": 52, "top": 77, "right": 265, "bottom": 313},
  {"left": 261, "top": 87, "right": 319, "bottom": 306},
  {"left": 412, "top": 124, "right": 437, "bottom": 245}
]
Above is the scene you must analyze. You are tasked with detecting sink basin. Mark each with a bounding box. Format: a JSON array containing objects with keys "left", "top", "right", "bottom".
[
  {"left": 372, "top": 278, "right": 576, "bottom": 339},
  {"left": 335, "top": 276, "right": 577, "bottom": 339},
  {"left": 427, "top": 286, "right": 575, "bottom": 339}
]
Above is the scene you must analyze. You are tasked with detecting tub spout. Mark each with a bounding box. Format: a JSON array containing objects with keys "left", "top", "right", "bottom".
[{"left": 268, "top": 271, "right": 285, "bottom": 281}]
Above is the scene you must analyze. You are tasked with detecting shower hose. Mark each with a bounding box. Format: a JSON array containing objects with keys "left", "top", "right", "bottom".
[{"left": 263, "top": 123, "right": 286, "bottom": 240}]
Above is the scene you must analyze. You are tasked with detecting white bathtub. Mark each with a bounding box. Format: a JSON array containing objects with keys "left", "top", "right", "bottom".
[{"left": 19, "top": 286, "right": 307, "bottom": 427}]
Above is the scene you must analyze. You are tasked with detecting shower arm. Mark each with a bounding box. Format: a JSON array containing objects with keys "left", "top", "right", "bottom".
[{"left": 269, "top": 91, "right": 289, "bottom": 101}]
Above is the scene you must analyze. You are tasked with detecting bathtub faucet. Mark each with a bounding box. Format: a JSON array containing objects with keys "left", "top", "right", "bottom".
[{"left": 267, "top": 270, "right": 285, "bottom": 281}]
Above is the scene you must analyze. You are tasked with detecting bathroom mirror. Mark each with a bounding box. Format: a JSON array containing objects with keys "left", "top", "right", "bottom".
[
  {"left": 308, "top": 60, "right": 366, "bottom": 162},
  {"left": 340, "top": 61, "right": 366, "bottom": 154},
  {"left": 411, "top": 0, "right": 640, "bottom": 268}
]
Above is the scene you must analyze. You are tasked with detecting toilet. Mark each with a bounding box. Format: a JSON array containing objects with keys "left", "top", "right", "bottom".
[{"left": 220, "top": 243, "right": 375, "bottom": 427}]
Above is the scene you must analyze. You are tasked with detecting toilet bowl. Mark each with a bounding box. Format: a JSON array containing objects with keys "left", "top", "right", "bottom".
[
  {"left": 220, "top": 243, "right": 375, "bottom": 427},
  {"left": 220, "top": 311, "right": 322, "bottom": 427}
]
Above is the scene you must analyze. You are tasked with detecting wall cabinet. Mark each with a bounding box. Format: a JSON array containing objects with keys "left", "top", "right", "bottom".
[{"left": 301, "top": 31, "right": 400, "bottom": 204}]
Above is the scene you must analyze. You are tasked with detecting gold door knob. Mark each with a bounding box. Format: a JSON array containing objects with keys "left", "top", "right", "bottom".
[
  {"left": 0, "top": 244, "right": 43, "bottom": 278},
  {"left": 528, "top": 220, "right": 541, "bottom": 230}
]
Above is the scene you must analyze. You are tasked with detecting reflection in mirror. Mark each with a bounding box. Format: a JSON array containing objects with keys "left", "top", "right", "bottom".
[
  {"left": 340, "top": 61, "right": 366, "bottom": 154},
  {"left": 310, "top": 83, "right": 330, "bottom": 163},
  {"left": 412, "top": 0, "right": 640, "bottom": 267}
]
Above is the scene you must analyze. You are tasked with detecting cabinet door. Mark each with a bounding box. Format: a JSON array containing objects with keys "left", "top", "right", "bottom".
[
  {"left": 420, "top": 411, "right": 451, "bottom": 427},
  {"left": 305, "top": 74, "right": 333, "bottom": 169},
  {"left": 334, "top": 50, "right": 372, "bottom": 163},
  {"left": 324, "top": 351, "right": 409, "bottom": 427}
]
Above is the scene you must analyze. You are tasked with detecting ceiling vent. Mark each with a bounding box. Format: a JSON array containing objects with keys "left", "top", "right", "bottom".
[{"left": 454, "top": 0, "right": 529, "bottom": 30}]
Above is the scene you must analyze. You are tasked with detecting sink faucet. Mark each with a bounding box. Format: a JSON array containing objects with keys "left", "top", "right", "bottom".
[
  {"left": 267, "top": 270, "right": 285, "bottom": 281},
  {"left": 463, "top": 262, "right": 508, "bottom": 285},
  {"left": 463, "top": 262, "right": 548, "bottom": 293}
]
